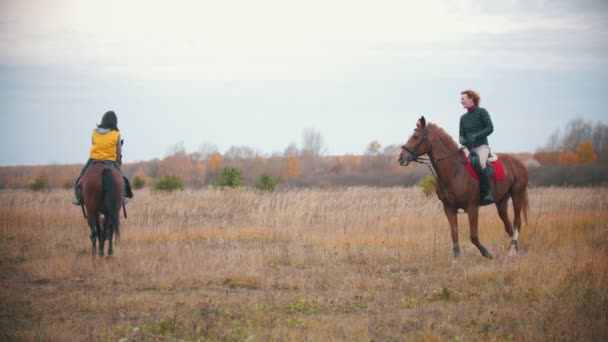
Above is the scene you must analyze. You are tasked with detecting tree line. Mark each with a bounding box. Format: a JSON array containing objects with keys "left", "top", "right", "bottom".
[
  {"left": 2, "top": 120, "right": 607, "bottom": 191},
  {"left": 533, "top": 118, "right": 608, "bottom": 165}
]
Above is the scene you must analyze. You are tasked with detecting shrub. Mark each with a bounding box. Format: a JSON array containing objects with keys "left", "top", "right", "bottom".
[
  {"left": 132, "top": 175, "right": 145, "bottom": 190},
  {"left": 215, "top": 167, "right": 244, "bottom": 188},
  {"left": 28, "top": 176, "right": 47, "bottom": 191},
  {"left": 255, "top": 173, "right": 280, "bottom": 191},
  {"left": 419, "top": 173, "right": 436, "bottom": 197},
  {"left": 153, "top": 175, "right": 183, "bottom": 191}
]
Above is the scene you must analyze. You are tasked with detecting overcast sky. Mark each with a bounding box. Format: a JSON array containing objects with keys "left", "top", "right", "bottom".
[{"left": 1, "top": 0, "right": 607, "bottom": 166}]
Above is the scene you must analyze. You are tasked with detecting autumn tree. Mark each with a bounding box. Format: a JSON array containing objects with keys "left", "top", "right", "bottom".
[
  {"left": 576, "top": 141, "right": 597, "bottom": 164},
  {"left": 160, "top": 142, "right": 205, "bottom": 188},
  {"left": 558, "top": 152, "right": 579, "bottom": 165},
  {"left": 538, "top": 118, "right": 608, "bottom": 164},
  {"left": 284, "top": 143, "right": 298, "bottom": 157},
  {"left": 283, "top": 153, "right": 300, "bottom": 180},
  {"left": 208, "top": 152, "right": 223, "bottom": 175}
]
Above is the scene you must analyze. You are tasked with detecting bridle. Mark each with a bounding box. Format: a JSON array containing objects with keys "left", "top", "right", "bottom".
[
  {"left": 401, "top": 127, "right": 430, "bottom": 164},
  {"left": 401, "top": 127, "right": 464, "bottom": 165}
]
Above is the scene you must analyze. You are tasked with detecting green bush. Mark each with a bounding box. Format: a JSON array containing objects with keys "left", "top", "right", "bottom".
[
  {"left": 28, "top": 177, "right": 47, "bottom": 191},
  {"left": 255, "top": 173, "right": 280, "bottom": 191},
  {"left": 132, "top": 175, "right": 145, "bottom": 190},
  {"left": 153, "top": 175, "right": 183, "bottom": 191},
  {"left": 215, "top": 167, "right": 244, "bottom": 188},
  {"left": 419, "top": 173, "right": 437, "bottom": 197}
]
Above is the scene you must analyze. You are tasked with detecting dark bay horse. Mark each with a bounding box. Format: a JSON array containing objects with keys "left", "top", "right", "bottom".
[
  {"left": 80, "top": 162, "right": 123, "bottom": 256},
  {"left": 398, "top": 116, "right": 529, "bottom": 260}
]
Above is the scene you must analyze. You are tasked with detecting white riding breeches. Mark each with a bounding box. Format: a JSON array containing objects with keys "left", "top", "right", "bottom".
[{"left": 474, "top": 145, "right": 490, "bottom": 169}]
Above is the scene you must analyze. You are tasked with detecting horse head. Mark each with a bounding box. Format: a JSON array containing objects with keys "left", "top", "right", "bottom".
[{"left": 398, "top": 116, "right": 431, "bottom": 166}]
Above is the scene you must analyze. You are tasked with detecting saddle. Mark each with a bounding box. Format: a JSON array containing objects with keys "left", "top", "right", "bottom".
[
  {"left": 77, "top": 160, "right": 119, "bottom": 188},
  {"left": 461, "top": 148, "right": 505, "bottom": 181}
]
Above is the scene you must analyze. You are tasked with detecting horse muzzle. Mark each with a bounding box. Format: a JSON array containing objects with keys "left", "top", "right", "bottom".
[{"left": 398, "top": 154, "right": 412, "bottom": 166}]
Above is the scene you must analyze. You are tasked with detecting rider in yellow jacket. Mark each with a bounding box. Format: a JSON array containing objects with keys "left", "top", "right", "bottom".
[{"left": 72, "top": 111, "right": 133, "bottom": 205}]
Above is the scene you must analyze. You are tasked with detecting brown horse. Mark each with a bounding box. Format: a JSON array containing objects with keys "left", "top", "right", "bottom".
[
  {"left": 398, "top": 116, "right": 529, "bottom": 260},
  {"left": 80, "top": 162, "right": 123, "bottom": 256}
]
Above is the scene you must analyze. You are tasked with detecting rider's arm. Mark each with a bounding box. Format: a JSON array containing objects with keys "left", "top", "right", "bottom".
[
  {"left": 459, "top": 117, "right": 466, "bottom": 145},
  {"left": 116, "top": 134, "right": 122, "bottom": 166},
  {"left": 475, "top": 108, "right": 494, "bottom": 138}
]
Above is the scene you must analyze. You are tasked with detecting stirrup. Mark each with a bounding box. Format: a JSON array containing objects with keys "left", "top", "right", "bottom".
[{"left": 479, "top": 195, "right": 494, "bottom": 205}]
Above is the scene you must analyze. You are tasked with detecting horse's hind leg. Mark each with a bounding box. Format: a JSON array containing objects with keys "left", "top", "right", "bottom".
[
  {"left": 98, "top": 230, "right": 106, "bottom": 256},
  {"left": 495, "top": 197, "right": 517, "bottom": 255},
  {"left": 107, "top": 225, "right": 114, "bottom": 256},
  {"left": 467, "top": 207, "right": 493, "bottom": 259},
  {"left": 509, "top": 191, "right": 525, "bottom": 256},
  {"left": 88, "top": 216, "right": 98, "bottom": 256},
  {"left": 90, "top": 229, "right": 97, "bottom": 256}
]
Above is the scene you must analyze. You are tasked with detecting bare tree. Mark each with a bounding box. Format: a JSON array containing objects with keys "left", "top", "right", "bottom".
[
  {"left": 198, "top": 142, "right": 218, "bottom": 160},
  {"left": 560, "top": 118, "right": 593, "bottom": 152},
  {"left": 301, "top": 128, "right": 326, "bottom": 157},
  {"left": 224, "top": 145, "right": 256, "bottom": 160},
  {"left": 284, "top": 142, "right": 299, "bottom": 157},
  {"left": 167, "top": 141, "right": 187, "bottom": 156},
  {"left": 366, "top": 140, "right": 381, "bottom": 155},
  {"left": 382, "top": 144, "right": 400, "bottom": 156},
  {"left": 543, "top": 130, "right": 561, "bottom": 152}
]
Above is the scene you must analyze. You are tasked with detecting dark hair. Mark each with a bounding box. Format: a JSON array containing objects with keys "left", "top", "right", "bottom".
[
  {"left": 98, "top": 111, "right": 119, "bottom": 131},
  {"left": 460, "top": 90, "right": 480, "bottom": 106}
]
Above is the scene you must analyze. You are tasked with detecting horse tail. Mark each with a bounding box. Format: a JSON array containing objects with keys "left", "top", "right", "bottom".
[
  {"left": 102, "top": 168, "right": 120, "bottom": 238},
  {"left": 521, "top": 187, "right": 529, "bottom": 226}
]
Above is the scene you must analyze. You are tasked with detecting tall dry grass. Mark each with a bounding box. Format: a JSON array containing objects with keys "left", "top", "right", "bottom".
[{"left": 0, "top": 186, "right": 607, "bottom": 340}]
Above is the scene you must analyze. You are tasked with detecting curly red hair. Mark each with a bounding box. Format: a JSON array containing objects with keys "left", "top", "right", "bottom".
[{"left": 461, "top": 90, "right": 480, "bottom": 106}]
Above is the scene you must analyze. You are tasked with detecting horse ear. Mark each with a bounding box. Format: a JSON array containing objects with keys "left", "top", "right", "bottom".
[{"left": 417, "top": 116, "right": 426, "bottom": 128}]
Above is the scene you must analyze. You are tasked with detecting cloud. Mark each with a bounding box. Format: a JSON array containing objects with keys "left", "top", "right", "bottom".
[{"left": 2, "top": 0, "right": 606, "bottom": 86}]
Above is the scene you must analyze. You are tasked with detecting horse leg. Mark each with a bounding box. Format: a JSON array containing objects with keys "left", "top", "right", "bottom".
[
  {"left": 88, "top": 216, "right": 97, "bottom": 256},
  {"left": 108, "top": 224, "right": 114, "bottom": 256},
  {"left": 495, "top": 197, "right": 517, "bottom": 255},
  {"left": 443, "top": 205, "right": 460, "bottom": 260},
  {"left": 467, "top": 206, "right": 493, "bottom": 259},
  {"left": 509, "top": 192, "right": 525, "bottom": 256},
  {"left": 97, "top": 222, "right": 105, "bottom": 257}
]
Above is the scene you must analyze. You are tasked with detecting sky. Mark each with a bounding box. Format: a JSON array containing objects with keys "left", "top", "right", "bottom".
[{"left": 1, "top": 0, "right": 607, "bottom": 166}]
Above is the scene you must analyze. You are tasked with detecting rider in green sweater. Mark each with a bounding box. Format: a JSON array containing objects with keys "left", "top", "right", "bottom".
[{"left": 459, "top": 89, "right": 494, "bottom": 205}]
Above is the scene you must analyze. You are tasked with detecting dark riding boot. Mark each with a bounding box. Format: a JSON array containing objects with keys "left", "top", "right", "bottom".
[
  {"left": 479, "top": 167, "right": 494, "bottom": 205},
  {"left": 124, "top": 177, "right": 133, "bottom": 198},
  {"left": 122, "top": 177, "right": 133, "bottom": 205},
  {"left": 72, "top": 178, "right": 82, "bottom": 206}
]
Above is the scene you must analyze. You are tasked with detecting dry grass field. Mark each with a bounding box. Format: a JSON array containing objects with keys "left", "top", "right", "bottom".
[{"left": 1, "top": 186, "right": 607, "bottom": 341}]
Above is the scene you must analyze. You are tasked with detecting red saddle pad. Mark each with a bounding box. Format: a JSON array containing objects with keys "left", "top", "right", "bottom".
[{"left": 461, "top": 151, "right": 506, "bottom": 181}]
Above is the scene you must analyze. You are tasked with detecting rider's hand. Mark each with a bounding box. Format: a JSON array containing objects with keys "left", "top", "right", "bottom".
[
  {"left": 466, "top": 134, "right": 476, "bottom": 145},
  {"left": 459, "top": 136, "right": 467, "bottom": 146}
]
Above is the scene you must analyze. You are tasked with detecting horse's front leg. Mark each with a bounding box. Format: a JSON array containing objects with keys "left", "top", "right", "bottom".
[
  {"left": 443, "top": 205, "right": 460, "bottom": 260},
  {"left": 467, "top": 206, "right": 493, "bottom": 259}
]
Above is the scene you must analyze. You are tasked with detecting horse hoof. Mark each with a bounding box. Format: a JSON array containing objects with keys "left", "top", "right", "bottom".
[{"left": 508, "top": 249, "right": 518, "bottom": 257}]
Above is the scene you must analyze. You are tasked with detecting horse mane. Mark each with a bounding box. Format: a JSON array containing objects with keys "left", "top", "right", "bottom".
[{"left": 427, "top": 123, "right": 459, "bottom": 151}]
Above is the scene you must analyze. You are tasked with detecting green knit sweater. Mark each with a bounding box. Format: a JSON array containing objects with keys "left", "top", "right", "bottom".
[{"left": 459, "top": 106, "right": 494, "bottom": 148}]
